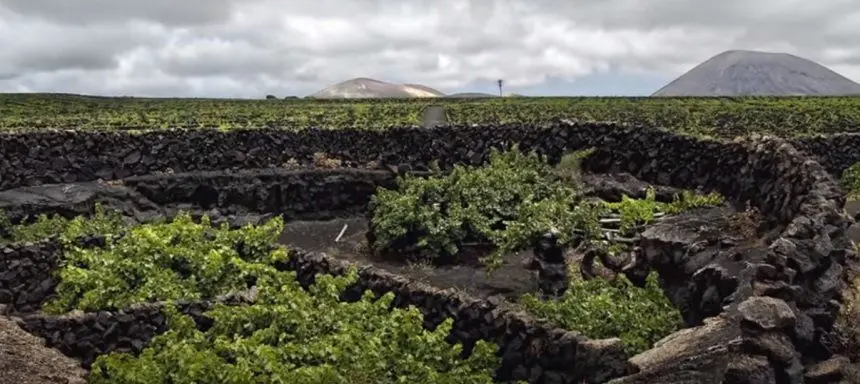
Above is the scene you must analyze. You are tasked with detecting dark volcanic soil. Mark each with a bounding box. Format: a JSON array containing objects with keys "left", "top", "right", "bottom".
[{"left": 278, "top": 218, "right": 539, "bottom": 300}]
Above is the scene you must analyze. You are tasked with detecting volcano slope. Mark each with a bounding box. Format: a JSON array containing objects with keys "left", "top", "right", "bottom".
[
  {"left": 0, "top": 121, "right": 858, "bottom": 383},
  {"left": 653, "top": 49, "right": 860, "bottom": 96}
]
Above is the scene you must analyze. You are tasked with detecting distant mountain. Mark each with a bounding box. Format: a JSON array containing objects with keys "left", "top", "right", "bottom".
[
  {"left": 403, "top": 83, "right": 446, "bottom": 96},
  {"left": 652, "top": 50, "right": 860, "bottom": 97},
  {"left": 308, "top": 78, "right": 444, "bottom": 99}
]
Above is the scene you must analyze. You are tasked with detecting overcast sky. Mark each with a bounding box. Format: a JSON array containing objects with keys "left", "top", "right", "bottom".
[{"left": 1, "top": 0, "right": 859, "bottom": 98}]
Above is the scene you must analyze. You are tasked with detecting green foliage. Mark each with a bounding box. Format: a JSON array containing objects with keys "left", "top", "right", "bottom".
[
  {"left": 83, "top": 249, "right": 499, "bottom": 383},
  {"left": 370, "top": 147, "right": 725, "bottom": 271},
  {"left": 489, "top": 197, "right": 601, "bottom": 270},
  {"left": 662, "top": 190, "right": 725, "bottom": 213},
  {"left": 2, "top": 93, "right": 860, "bottom": 137},
  {"left": 40, "top": 213, "right": 501, "bottom": 382},
  {"left": 0, "top": 209, "right": 9, "bottom": 238},
  {"left": 520, "top": 272, "right": 682, "bottom": 354},
  {"left": 553, "top": 148, "right": 595, "bottom": 187},
  {"left": 0, "top": 204, "right": 127, "bottom": 246},
  {"left": 369, "top": 147, "right": 599, "bottom": 270},
  {"left": 370, "top": 152, "right": 705, "bottom": 355},
  {"left": 44, "top": 213, "right": 285, "bottom": 314},
  {"left": 556, "top": 148, "right": 595, "bottom": 171},
  {"left": 603, "top": 188, "right": 725, "bottom": 232},
  {"left": 841, "top": 163, "right": 860, "bottom": 200}
]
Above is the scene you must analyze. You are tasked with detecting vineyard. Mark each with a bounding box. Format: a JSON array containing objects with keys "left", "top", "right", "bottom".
[
  {"left": 0, "top": 96, "right": 859, "bottom": 383},
  {"left": 3, "top": 93, "right": 860, "bottom": 137},
  {"left": 1, "top": 147, "right": 719, "bottom": 382}
]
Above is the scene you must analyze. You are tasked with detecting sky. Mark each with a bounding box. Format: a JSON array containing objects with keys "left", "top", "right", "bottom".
[{"left": 1, "top": 0, "right": 859, "bottom": 98}]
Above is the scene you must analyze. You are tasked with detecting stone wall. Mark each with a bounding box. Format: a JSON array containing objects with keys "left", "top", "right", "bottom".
[
  {"left": 11, "top": 243, "right": 632, "bottom": 383},
  {"left": 1, "top": 122, "right": 856, "bottom": 382},
  {"left": 2, "top": 125, "right": 859, "bottom": 191},
  {"left": 17, "top": 301, "right": 212, "bottom": 368},
  {"left": 0, "top": 168, "right": 400, "bottom": 224},
  {"left": 0, "top": 240, "right": 62, "bottom": 314},
  {"left": 790, "top": 133, "right": 860, "bottom": 176},
  {"left": 284, "top": 249, "right": 632, "bottom": 384},
  {"left": 0, "top": 121, "right": 833, "bottom": 223},
  {"left": 567, "top": 127, "right": 855, "bottom": 382},
  {"left": 0, "top": 128, "right": 406, "bottom": 190},
  {"left": 121, "top": 168, "right": 399, "bottom": 220}
]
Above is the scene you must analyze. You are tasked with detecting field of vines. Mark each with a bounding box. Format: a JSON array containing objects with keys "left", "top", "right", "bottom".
[
  {"left": 0, "top": 148, "right": 707, "bottom": 382},
  {"left": 3, "top": 93, "right": 860, "bottom": 137},
  {"left": 4, "top": 91, "right": 860, "bottom": 382}
]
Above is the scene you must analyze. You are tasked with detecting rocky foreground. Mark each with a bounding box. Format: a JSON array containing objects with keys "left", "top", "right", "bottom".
[{"left": 0, "top": 313, "right": 86, "bottom": 384}]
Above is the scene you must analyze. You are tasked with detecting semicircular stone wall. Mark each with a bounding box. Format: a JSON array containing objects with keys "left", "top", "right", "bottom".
[
  {"left": 0, "top": 121, "right": 855, "bottom": 383},
  {"left": 790, "top": 133, "right": 860, "bottom": 176}
]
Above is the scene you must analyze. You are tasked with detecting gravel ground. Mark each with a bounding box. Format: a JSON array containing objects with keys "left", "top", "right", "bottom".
[{"left": 0, "top": 314, "right": 86, "bottom": 384}]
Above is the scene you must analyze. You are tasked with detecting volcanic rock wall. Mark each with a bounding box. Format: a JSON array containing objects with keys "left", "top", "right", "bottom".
[
  {"left": 0, "top": 169, "right": 400, "bottom": 224},
  {"left": 18, "top": 302, "right": 189, "bottom": 368},
  {"left": 285, "top": 250, "right": 631, "bottom": 383},
  {"left": 11, "top": 244, "right": 632, "bottom": 384},
  {"left": 122, "top": 168, "right": 398, "bottom": 220},
  {"left": 1, "top": 125, "right": 858, "bottom": 190},
  {"left": 0, "top": 121, "right": 855, "bottom": 382},
  {"left": 789, "top": 133, "right": 860, "bottom": 176},
  {"left": 0, "top": 241, "right": 62, "bottom": 314}
]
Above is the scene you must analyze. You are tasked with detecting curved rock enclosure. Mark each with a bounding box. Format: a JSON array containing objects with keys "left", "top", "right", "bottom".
[{"left": 0, "top": 121, "right": 856, "bottom": 383}]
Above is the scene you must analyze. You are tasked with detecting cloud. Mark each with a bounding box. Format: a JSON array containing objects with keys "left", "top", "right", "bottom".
[
  {"left": 0, "top": 16, "right": 168, "bottom": 77},
  {"left": 1, "top": 0, "right": 859, "bottom": 97},
  {"left": 0, "top": 0, "right": 237, "bottom": 26}
]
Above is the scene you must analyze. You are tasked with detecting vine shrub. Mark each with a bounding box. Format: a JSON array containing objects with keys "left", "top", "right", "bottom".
[
  {"left": 40, "top": 214, "right": 504, "bottom": 383},
  {"left": 841, "top": 162, "right": 860, "bottom": 199},
  {"left": 0, "top": 204, "right": 127, "bottom": 245},
  {"left": 552, "top": 148, "right": 595, "bottom": 188},
  {"left": 369, "top": 147, "right": 724, "bottom": 271},
  {"left": 520, "top": 272, "right": 682, "bottom": 354},
  {"left": 368, "top": 147, "right": 600, "bottom": 270},
  {"left": 44, "top": 213, "right": 284, "bottom": 314},
  {"left": 604, "top": 188, "right": 724, "bottom": 233},
  {"left": 89, "top": 270, "right": 502, "bottom": 384}
]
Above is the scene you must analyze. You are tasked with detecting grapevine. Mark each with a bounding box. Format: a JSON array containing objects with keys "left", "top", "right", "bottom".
[
  {"left": 43, "top": 213, "right": 284, "bottom": 314},
  {"left": 841, "top": 162, "right": 860, "bottom": 200},
  {"left": 520, "top": 271, "right": 682, "bottom": 354},
  {"left": 0, "top": 204, "right": 127, "bottom": 246},
  {"left": 88, "top": 271, "right": 502, "bottom": 384},
  {"left": 369, "top": 147, "right": 725, "bottom": 271},
  {"left": 39, "top": 214, "right": 504, "bottom": 383}
]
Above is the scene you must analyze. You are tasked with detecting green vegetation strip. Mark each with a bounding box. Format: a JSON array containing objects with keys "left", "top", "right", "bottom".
[
  {"left": 3, "top": 93, "right": 860, "bottom": 136},
  {"left": 0, "top": 204, "right": 127, "bottom": 246}
]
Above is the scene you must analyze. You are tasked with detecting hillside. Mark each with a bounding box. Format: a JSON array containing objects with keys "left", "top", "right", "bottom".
[
  {"left": 652, "top": 50, "right": 860, "bottom": 97},
  {"left": 308, "top": 78, "right": 444, "bottom": 99}
]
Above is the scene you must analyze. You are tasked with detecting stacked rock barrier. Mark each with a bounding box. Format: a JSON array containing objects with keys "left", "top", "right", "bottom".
[
  {"left": 11, "top": 243, "right": 632, "bottom": 383},
  {"left": 0, "top": 121, "right": 855, "bottom": 382},
  {"left": 0, "top": 240, "right": 63, "bottom": 314}
]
